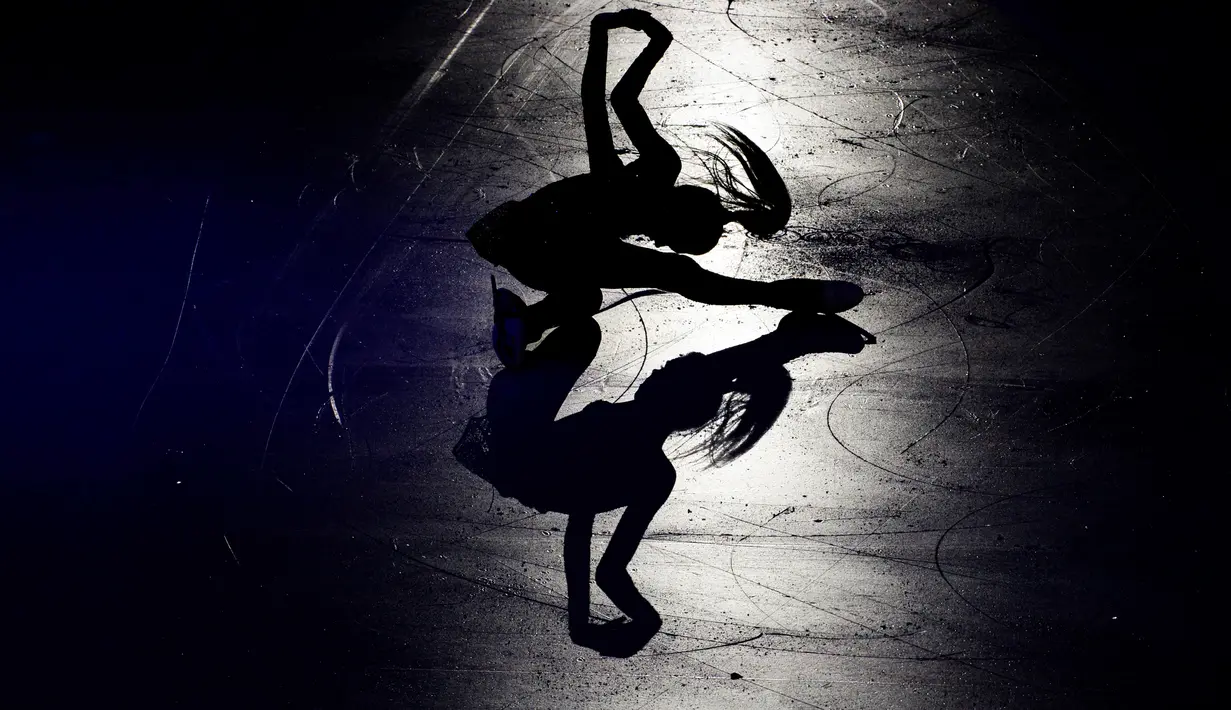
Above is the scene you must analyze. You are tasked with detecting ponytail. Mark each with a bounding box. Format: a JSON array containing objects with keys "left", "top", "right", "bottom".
[
  {"left": 701, "top": 124, "right": 792, "bottom": 238},
  {"left": 678, "top": 364, "right": 792, "bottom": 467}
]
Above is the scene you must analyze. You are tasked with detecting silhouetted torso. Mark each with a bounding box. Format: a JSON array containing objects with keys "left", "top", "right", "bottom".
[
  {"left": 490, "top": 399, "right": 672, "bottom": 514},
  {"left": 507, "top": 169, "right": 658, "bottom": 244}
]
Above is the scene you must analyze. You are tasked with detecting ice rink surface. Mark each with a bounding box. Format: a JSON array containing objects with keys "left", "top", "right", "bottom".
[{"left": 2, "top": 1, "right": 1219, "bottom": 708}]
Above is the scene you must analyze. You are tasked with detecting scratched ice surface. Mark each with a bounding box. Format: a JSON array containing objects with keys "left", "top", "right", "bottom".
[{"left": 240, "top": 1, "right": 1177, "bottom": 707}]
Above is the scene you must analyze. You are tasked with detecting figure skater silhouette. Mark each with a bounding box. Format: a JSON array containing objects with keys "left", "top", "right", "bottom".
[
  {"left": 467, "top": 9, "right": 865, "bottom": 367},
  {"left": 453, "top": 312, "right": 875, "bottom": 656}
]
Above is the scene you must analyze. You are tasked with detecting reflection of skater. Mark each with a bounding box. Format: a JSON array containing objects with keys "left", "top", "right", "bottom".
[
  {"left": 468, "top": 9, "right": 864, "bottom": 367},
  {"left": 453, "top": 313, "right": 874, "bottom": 656}
]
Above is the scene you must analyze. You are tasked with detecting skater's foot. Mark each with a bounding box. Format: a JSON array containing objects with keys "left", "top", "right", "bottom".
[
  {"left": 492, "top": 276, "right": 529, "bottom": 368},
  {"left": 775, "top": 311, "right": 875, "bottom": 355},
  {"left": 818, "top": 281, "right": 864, "bottom": 313}
]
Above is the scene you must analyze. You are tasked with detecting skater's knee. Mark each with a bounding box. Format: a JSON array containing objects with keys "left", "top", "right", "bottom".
[
  {"left": 581, "top": 287, "right": 603, "bottom": 316},
  {"left": 546, "top": 315, "right": 601, "bottom": 359},
  {"left": 539, "top": 287, "right": 602, "bottom": 318},
  {"left": 552, "top": 287, "right": 601, "bottom": 317},
  {"left": 574, "top": 315, "right": 602, "bottom": 356}
]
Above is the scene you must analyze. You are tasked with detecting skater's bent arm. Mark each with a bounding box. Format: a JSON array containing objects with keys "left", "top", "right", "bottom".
[
  {"left": 611, "top": 13, "right": 671, "bottom": 100},
  {"left": 584, "top": 15, "right": 622, "bottom": 175},
  {"left": 611, "top": 17, "right": 679, "bottom": 183}
]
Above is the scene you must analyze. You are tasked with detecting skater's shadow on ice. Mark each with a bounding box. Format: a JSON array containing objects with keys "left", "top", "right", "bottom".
[{"left": 454, "top": 311, "right": 875, "bottom": 657}]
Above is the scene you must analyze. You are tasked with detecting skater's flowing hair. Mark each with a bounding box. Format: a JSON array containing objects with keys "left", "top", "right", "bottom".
[
  {"left": 678, "top": 365, "right": 792, "bottom": 467},
  {"left": 636, "top": 352, "right": 792, "bottom": 467},
  {"left": 701, "top": 124, "right": 792, "bottom": 239}
]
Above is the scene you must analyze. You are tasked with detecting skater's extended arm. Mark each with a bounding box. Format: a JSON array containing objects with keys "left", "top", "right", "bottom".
[
  {"left": 601, "top": 243, "right": 864, "bottom": 313},
  {"left": 584, "top": 15, "right": 623, "bottom": 175},
  {"left": 610, "top": 12, "right": 680, "bottom": 184}
]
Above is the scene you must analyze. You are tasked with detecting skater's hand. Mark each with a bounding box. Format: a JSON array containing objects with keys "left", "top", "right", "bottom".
[
  {"left": 592, "top": 9, "right": 669, "bottom": 38},
  {"left": 622, "top": 9, "right": 671, "bottom": 38},
  {"left": 613, "top": 9, "right": 654, "bottom": 30},
  {"left": 570, "top": 616, "right": 627, "bottom": 649},
  {"left": 590, "top": 11, "right": 622, "bottom": 30},
  {"left": 570, "top": 615, "right": 661, "bottom": 657}
]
